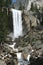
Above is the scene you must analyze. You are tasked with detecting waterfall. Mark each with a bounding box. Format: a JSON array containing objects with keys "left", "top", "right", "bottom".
[
  {"left": 11, "top": 9, "right": 23, "bottom": 39},
  {"left": 10, "top": 9, "right": 30, "bottom": 65},
  {"left": 16, "top": 53, "right": 22, "bottom": 61}
]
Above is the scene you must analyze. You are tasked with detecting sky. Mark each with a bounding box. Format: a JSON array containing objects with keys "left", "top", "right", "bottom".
[{"left": 12, "top": 0, "right": 16, "bottom": 3}]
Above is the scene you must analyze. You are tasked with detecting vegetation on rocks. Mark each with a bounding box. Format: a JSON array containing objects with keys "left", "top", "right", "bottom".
[{"left": 0, "top": 0, "right": 11, "bottom": 43}]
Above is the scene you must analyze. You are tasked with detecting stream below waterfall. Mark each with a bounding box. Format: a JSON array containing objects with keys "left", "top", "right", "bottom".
[
  {"left": 8, "top": 42, "right": 30, "bottom": 65},
  {"left": 16, "top": 52, "right": 30, "bottom": 65}
]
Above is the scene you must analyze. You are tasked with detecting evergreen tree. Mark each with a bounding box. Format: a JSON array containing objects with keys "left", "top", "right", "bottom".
[
  {"left": 0, "top": 0, "right": 11, "bottom": 43},
  {"left": 0, "top": 0, "right": 5, "bottom": 7},
  {"left": 5, "top": 0, "right": 12, "bottom": 7},
  {"left": 19, "top": 2, "right": 25, "bottom": 10},
  {"left": 0, "top": 10, "right": 8, "bottom": 42},
  {"left": 30, "top": 2, "right": 34, "bottom": 11},
  {"left": 34, "top": 4, "right": 39, "bottom": 12},
  {"left": 30, "top": 3, "right": 39, "bottom": 12}
]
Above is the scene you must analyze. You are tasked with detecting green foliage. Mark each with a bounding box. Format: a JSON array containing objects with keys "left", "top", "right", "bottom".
[
  {"left": 0, "top": 0, "right": 5, "bottom": 7},
  {"left": 30, "top": 2, "right": 34, "bottom": 11},
  {"left": 0, "top": 9, "right": 8, "bottom": 42},
  {"left": 5, "top": 0, "right": 12, "bottom": 7},
  {"left": 19, "top": 2, "right": 25, "bottom": 10},
  {"left": 30, "top": 3, "right": 39, "bottom": 12},
  {"left": 0, "top": 0, "right": 12, "bottom": 42},
  {"left": 0, "top": 0, "right": 11, "bottom": 7},
  {"left": 42, "top": 7, "right": 43, "bottom": 12}
]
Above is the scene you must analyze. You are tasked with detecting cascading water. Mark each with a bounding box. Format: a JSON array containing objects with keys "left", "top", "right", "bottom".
[
  {"left": 8, "top": 42, "right": 31, "bottom": 65},
  {"left": 16, "top": 53, "right": 31, "bottom": 65},
  {"left": 16, "top": 53, "right": 23, "bottom": 65},
  {"left": 9, "top": 9, "right": 31, "bottom": 65},
  {"left": 11, "top": 9, "right": 23, "bottom": 39}
]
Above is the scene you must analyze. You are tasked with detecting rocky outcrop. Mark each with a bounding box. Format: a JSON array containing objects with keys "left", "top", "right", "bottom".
[
  {"left": 23, "top": 11, "right": 40, "bottom": 30},
  {"left": 0, "top": 60, "right": 6, "bottom": 65},
  {"left": 0, "top": 40, "right": 43, "bottom": 65}
]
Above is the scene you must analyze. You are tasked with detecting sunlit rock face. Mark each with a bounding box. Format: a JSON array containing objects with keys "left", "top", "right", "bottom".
[
  {"left": 11, "top": 9, "right": 23, "bottom": 39},
  {"left": 27, "top": 0, "right": 34, "bottom": 10}
]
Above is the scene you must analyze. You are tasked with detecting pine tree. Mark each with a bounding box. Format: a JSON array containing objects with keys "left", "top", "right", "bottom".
[
  {"left": 19, "top": 2, "right": 25, "bottom": 10},
  {"left": 30, "top": 2, "right": 34, "bottom": 11},
  {"left": 5, "top": 0, "right": 12, "bottom": 7}
]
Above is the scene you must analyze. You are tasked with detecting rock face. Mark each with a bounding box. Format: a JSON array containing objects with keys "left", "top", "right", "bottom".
[
  {"left": 0, "top": 60, "right": 6, "bottom": 65},
  {"left": 22, "top": 11, "right": 40, "bottom": 34}
]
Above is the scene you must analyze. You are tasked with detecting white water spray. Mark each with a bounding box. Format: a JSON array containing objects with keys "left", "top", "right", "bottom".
[
  {"left": 16, "top": 53, "right": 23, "bottom": 65},
  {"left": 16, "top": 53, "right": 22, "bottom": 60},
  {"left": 8, "top": 42, "right": 18, "bottom": 52},
  {"left": 11, "top": 9, "right": 23, "bottom": 39},
  {"left": 27, "top": 54, "right": 31, "bottom": 61}
]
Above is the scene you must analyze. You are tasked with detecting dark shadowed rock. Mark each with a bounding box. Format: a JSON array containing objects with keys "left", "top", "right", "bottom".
[
  {"left": 6, "top": 60, "right": 15, "bottom": 65},
  {"left": 30, "top": 57, "right": 43, "bottom": 65}
]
